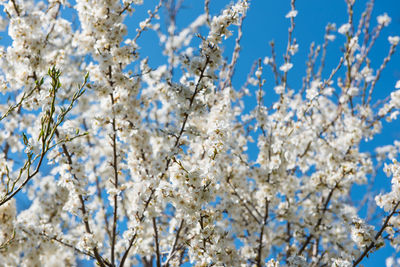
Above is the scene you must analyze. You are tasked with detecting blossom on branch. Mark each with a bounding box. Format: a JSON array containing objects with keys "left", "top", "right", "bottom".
[{"left": 0, "top": 0, "right": 399, "bottom": 266}]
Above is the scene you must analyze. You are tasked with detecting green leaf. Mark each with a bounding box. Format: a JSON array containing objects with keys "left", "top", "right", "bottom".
[{"left": 22, "top": 133, "right": 28, "bottom": 146}]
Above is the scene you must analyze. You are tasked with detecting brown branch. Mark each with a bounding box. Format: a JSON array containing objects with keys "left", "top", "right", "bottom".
[
  {"left": 366, "top": 43, "right": 397, "bottom": 105},
  {"left": 37, "top": 231, "right": 96, "bottom": 260},
  {"left": 317, "top": 25, "right": 334, "bottom": 79},
  {"left": 282, "top": 0, "right": 297, "bottom": 91},
  {"left": 120, "top": 26, "right": 209, "bottom": 267},
  {"left": 56, "top": 130, "right": 109, "bottom": 267},
  {"left": 119, "top": 189, "right": 155, "bottom": 267},
  {"left": 110, "top": 93, "right": 119, "bottom": 267},
  {"left": 268, "top": 41, "right": 281, "bottom": 86},
  {"left": 153, "top": 218, "right": 162, "bottom": 267},
  {"left": 222, "top": 8, "right": 247, "bottom": 90},
  {"left": 96, "top": 175, "right": 112, "bottom": 242},
  {"left": 120, "top": 55, "right": 209, "bottom": 267},
  {"left": 297, "top": 183, "right": 337, "bottom": 255},
  {"left": 173, "top": 56, "right": 210, "bottom": 149},
  {"left": 353, "top": 201, "right": 400, "bottom": 267},
  {"left": 10, "top": 0, "right": 20, "bottom": 16},
  {"left": 256, "top": 199, "right": 269, "bottom": 267},
  {"left": 164, "top": 219, "right": 185, "bottom": 267},
  {"left": 132, "top": 0, "right": 163, "bottom": 43},
  {"left": 226, "top": 176, "right": 262, "bottom": 224}
]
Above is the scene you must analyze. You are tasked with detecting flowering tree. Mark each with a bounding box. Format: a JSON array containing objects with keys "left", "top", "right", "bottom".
[{"left": 0, "top": 0, "right": 400, "bottom": 266}]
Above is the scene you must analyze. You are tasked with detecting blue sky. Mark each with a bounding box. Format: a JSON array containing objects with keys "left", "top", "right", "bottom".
[{"left": 1, "top": 0, "right": 400, "bottom": 266}]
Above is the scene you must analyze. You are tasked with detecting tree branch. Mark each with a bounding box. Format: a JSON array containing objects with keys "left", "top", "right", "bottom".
[
  {"left": 353, "top": 201, "right": 400, "bottom": 267},
  {"left": 153, "top": 217, "right": 162, "bottom": 267}
]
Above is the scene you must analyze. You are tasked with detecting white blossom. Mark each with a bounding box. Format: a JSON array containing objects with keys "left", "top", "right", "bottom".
[
  {"left": 347, "top": 86, "right": 359, "bottom": 96},
  {"left": 285, "top": 10, "right": 298, "bottom": 18},
  {"left": 338, "top": 23, "right": 351, "bottom": 35},
  {"left": 279, "top": 62, "right": 293, "bottom": 72},
  {"left": 377, "top": 13, "right": 391, "bottom": 26},
  {"left": 274, "top": 85, "right": 285, "bottom": 94},
  {"left": 332, "top": 258, "right": 352, "bottom": 267},
  {"left": 0, "top": 1, "right": 399, "bottom": 266},
  {"left": 396, "top": 80, "right": 400, "bottom": 89},
  {"left": 389, "top": 36, "right": 400, "bottom": 45}
]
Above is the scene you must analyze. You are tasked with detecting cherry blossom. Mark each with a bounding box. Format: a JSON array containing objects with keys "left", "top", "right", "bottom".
[{"left": 0, "top": 0, "right": 399, "bottom": 266}]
